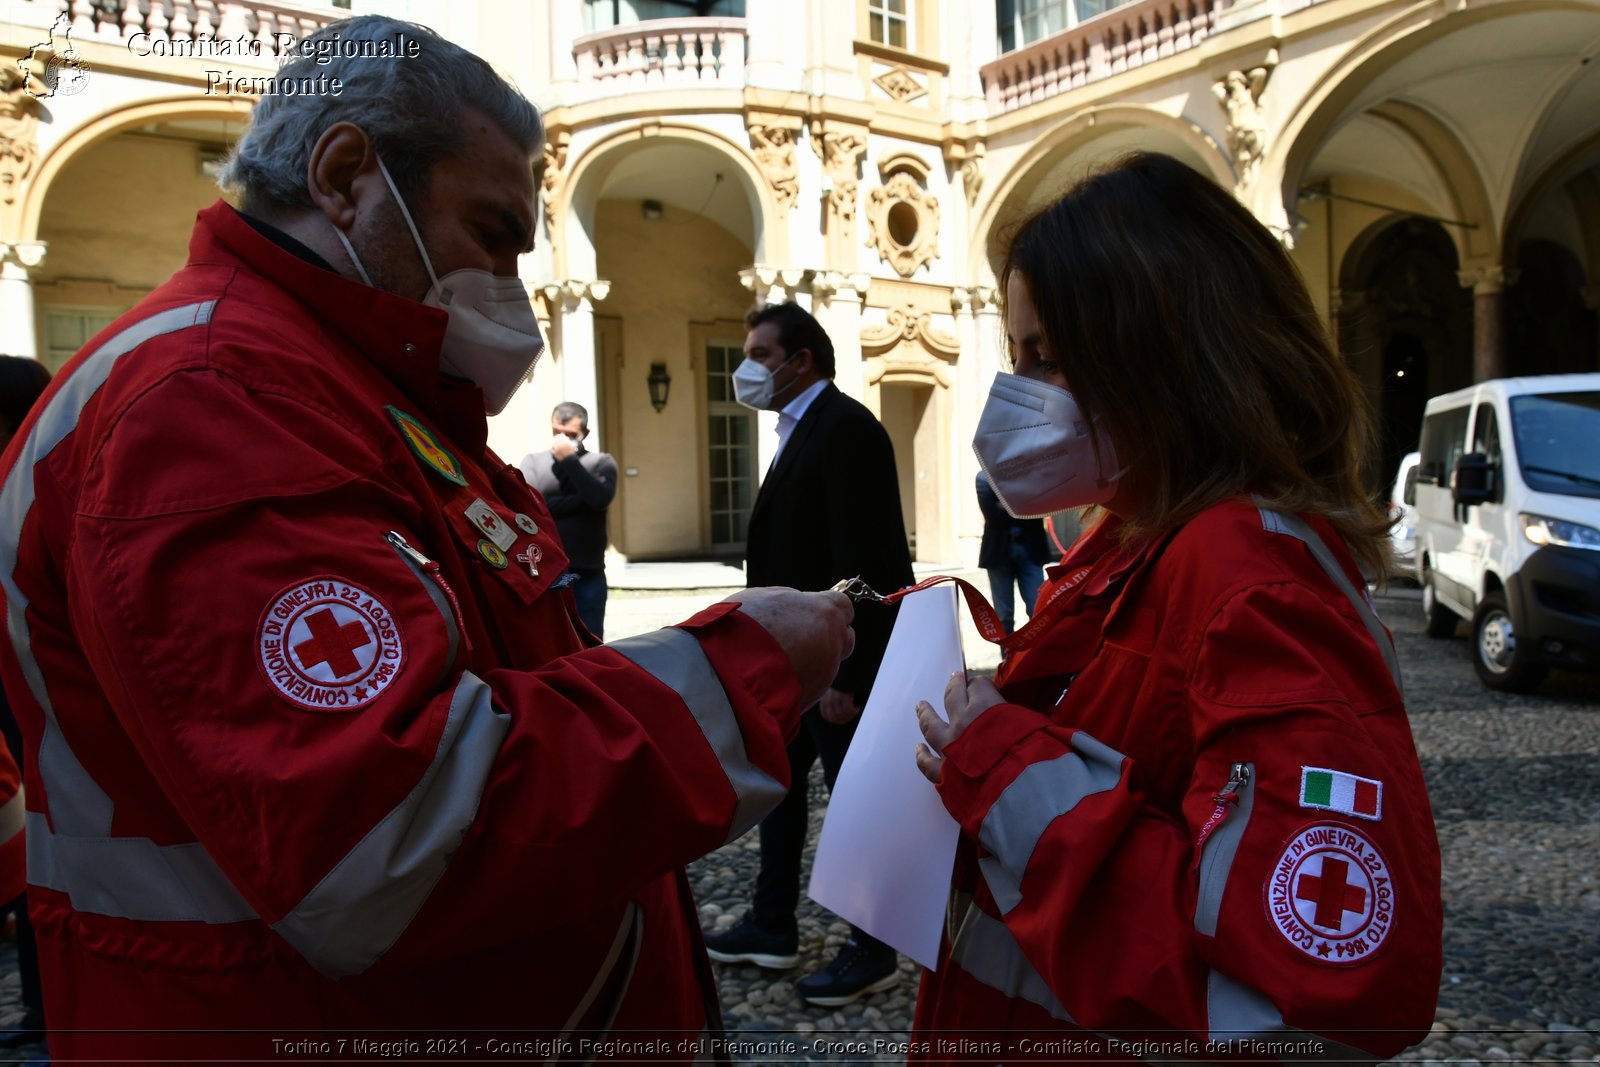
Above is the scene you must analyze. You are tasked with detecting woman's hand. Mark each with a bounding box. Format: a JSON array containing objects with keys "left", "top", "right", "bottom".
[{"left": 914, "top": 672, "right": 1005, "bottom": 783}]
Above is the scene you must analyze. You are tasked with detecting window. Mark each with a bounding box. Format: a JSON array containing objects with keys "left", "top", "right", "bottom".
[
  {"left": 44, "top": 307, "right": 120, "bottom": 374},
  {"left": 868, "top": 0, "right": 909, "bottom": 49},
  {"left": 705, "top": 341, "right": 756, "bottom": 549},
  {"left": 585, "top": 0, "right": 744, "bottom": 31},
  {"left": 1417, "top": 405, "right": 1469, "bottom": 487},
  {"left": 996, "top": 0, "right": 1137, "bottom": 52},
  {"left": 1511, "top": 391, "right": 1600, "bottom": 500}
]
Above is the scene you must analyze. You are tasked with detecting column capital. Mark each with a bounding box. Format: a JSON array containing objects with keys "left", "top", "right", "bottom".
[
  {"left": 811, "top": 269, "right": 871, "bottom": 301},
  {"left": 0, "top": 241, "right": 47, "bottom": 270},
  {"left": 541, "top": 278, "right": 610, "bottom": 310},
  {"left": 739, "top": 264, "right": 808, "bottom": 304},
  {"left": 1458, "top": 264, "right": 1518, "bottom": 295}
]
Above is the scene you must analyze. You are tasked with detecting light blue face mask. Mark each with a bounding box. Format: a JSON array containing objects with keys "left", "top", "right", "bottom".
[{"left": 331, "top": 156, "right": 545, "bottom": 416}]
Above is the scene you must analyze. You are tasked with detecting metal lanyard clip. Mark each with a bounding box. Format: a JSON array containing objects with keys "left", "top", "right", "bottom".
[{"left": 830, "top": 576, "right": 893, "bottom": 605}]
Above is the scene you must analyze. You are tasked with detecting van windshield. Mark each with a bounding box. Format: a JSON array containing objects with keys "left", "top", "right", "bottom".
[{"left": 1510, "top": 391, "right": 1600, "bottom": 499}]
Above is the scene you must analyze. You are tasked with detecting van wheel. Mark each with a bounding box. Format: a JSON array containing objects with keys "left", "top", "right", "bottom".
[
  {"left": 1420, "top": 562, "right": 1458, "bottom": 638},
  {"left": 1472, "top": 591, "right": 1547, "bottom": 692}
]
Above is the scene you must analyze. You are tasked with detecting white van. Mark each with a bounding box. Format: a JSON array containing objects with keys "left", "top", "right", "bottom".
[{"left": 1410, "top": 374, "right": 1600, "bottom": 691}]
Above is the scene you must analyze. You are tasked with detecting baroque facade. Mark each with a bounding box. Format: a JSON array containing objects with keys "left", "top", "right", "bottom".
[{"left": 2, "top": 0, "right": 1597, "bottom": 564}]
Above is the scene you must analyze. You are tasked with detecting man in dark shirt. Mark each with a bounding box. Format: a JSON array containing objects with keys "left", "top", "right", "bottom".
[{"left": 518, "top": 402, "right": 619, "bottom": 639}]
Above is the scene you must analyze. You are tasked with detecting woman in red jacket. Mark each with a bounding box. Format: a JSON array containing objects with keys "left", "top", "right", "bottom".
[{"left": 912, "top": 153, "right": 1442, "bottom": 1062}]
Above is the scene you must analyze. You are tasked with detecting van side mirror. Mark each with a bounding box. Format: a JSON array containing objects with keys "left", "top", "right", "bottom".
[
  {"left": 1403, "top": 466, "right": 1419, "bottom": 506},
  {"left": 1452, "top": 452, "right": 1494, "bottom": 506}
]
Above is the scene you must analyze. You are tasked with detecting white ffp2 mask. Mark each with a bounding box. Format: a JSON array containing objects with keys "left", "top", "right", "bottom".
[
  {"left": 972, "top": 372, "right": 1122, "bottom": 517},
  {"left": 333, "top": 157, "right": 546, "bottom": 416},
  {"left": 731, "top": 354, "right": 796, "bottom": 411}
]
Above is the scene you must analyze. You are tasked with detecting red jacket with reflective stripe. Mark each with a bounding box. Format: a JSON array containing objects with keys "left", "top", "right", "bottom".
[
  {"left": 912, "top": 501, "right": 1442, "bottom": 1062},
  {"left": 0, "top": 203, "right": 801, "bottom": 1062}
]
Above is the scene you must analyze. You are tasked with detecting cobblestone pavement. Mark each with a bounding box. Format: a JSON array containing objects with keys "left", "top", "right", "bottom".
[{"left": 0, "top": 584, "right": 1593, "bottom": 1064}]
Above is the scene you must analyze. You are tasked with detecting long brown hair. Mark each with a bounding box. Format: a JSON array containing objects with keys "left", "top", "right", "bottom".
[{"left": 1001, "top": 152, "right": 1391, "bottom": 575}]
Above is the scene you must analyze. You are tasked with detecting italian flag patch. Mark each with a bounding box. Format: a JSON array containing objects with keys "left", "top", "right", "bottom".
[{"left": 1299, "top": 767, "right": 1383, "bottom": 821}]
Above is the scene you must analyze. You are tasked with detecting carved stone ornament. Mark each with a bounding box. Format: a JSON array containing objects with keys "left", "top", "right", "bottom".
[
  {"left": 861, "top": 302, "right": 959, "bottom": 357},
  {"left": 1212, "top": 48, "right": 1277, "bottom": 199},
  {"left": 873, "top": 67, "right": 926, "bottom": 104},
  {"left": 866, "top": 171, "right": 939, "bottom": 278},
  {"left": 0, "top": 67, "right": 41, "bottom": 207},
  {"left": 813, "top": 129, "right": 867, "bottom": 243},
  {"left": 748, "top": 119, "right": 801, "bottom": 212},
  {"left": 540, "top": 131, "right": 571, "bottom": 234}
]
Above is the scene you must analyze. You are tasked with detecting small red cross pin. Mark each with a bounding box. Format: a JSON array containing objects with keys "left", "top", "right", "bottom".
[{"left": 515, "top": 544, "right": 542, "bottom": 577}]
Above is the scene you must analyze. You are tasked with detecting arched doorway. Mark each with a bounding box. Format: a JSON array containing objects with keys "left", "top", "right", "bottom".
[
  {"left": 561, "top": 132, "right": 768, "bottom": 559},
  {"left": 1340, "top": 217, "right": 1473, "bottom": 489}
]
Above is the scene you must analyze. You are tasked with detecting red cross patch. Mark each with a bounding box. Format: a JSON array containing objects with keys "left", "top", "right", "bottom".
[
  {"left": 1265, "top": 823, "right": 1395, "bottom": 965},
  {"left": 257, "top": 577, "right": 405, "bottom": 712}
]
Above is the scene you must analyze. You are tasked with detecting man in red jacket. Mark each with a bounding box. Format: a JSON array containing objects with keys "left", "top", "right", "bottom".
[{"left": 0, "top": 16, "right": 853, "bottom": 1063}]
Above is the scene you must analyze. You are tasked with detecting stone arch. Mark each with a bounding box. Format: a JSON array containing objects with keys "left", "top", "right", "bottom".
[
  {"left": 17, "top": 95, "right": 254, "bottom": 243},
  {"left": 1502, "top": 129, "right": 1600, "bottom": 274},
  {"left": 971, "top": 104, "right": 1231, "bottom": 280},
  {"left": 554, "top": 121, "right": 780, "bottom": 280},
  {"left": 1267, "top": 0, "right": 1595, "bottom": 246}
]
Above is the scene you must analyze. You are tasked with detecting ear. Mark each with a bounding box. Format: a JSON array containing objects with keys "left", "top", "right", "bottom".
[
  {"left": 791, "top": 348, "right": 815, "bottom": 376},
  {"left": 307, "top": 122, "right": 380, "bottom": 232}
]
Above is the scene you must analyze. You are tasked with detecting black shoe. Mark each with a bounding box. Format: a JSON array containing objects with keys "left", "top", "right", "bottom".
[
  {"left": 703, "top": 917, "right": 798, "bottom": 970},
  {"left": 795, "top": 938, "right": 898, "bottom": 1007}
]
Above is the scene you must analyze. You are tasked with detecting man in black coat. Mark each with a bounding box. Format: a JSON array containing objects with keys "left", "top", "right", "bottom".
[{"left": 703, "top": 302, "right": 914, "bottom": 1007}]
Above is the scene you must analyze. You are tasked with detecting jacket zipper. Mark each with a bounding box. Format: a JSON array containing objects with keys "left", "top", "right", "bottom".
[
  {"left": 386, "top": 531, "right": 467, "bottom": 673},
  {"left": 1196, "top": 762, "right": 1250, "bottom": 853}
]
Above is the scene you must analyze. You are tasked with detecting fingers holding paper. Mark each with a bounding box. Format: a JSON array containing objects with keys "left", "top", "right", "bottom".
[{"left": 914, "top": 672, "right": 1004, "bottom": 783}]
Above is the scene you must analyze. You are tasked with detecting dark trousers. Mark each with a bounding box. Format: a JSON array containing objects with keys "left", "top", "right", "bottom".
[
  {"left": 752, "top": 707, "right": 889, "bottom": 955},
  {"left": 569, "top": 568, "right": 608, "bottom": 641}
]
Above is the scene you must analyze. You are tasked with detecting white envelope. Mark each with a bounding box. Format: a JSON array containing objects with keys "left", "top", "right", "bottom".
[{"left": 808, "top": 584, "right": 964, "bottom": 970}]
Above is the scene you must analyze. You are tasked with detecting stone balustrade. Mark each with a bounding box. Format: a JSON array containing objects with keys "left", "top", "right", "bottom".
[
  {"left": 981, "top": 0, "right": 1230, "bottom": 113},
  {"left": 573, "top": 17, "right": 747, "bottom": 94},
  {"left": 61, "top": 0, "right": 342, "bottom": 67}
]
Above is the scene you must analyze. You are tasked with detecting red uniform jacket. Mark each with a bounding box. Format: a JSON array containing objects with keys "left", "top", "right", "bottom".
[
  {"left": 913, "top": 501, "right": 1442, "bottom": 1062},
  {"left": 0, "top": 203, "right": 803, "bottom": 1062}
]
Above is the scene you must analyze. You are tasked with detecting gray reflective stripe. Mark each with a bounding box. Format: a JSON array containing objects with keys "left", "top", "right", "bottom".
[
  {"left": 975, "top": 732, "right": 1125, "bottom": 915},
  {"left": 272, "top": 669, "right": 509, "bottom": 978},
  {"left": 607, "top": 627, "right": 785, "bottom": 844},
  {"left": 1257, "top": 507, "right": 1403, "bottom": 698},
  {"left": 949, "top": 906, "right": 1076, "bottom": 1023},
  {"left": 1208, "top": 969, "right": 1377, "bottom": 1061},
  {"left": 0, "top": 300, "right": 216, "bottom": 839},
  {"left": 26, "top": 810, "right": 256, "bottom": 923},
  {"left": 1194, "top": 762, "right": 1255, "bottom": 937},
  {"left": 0, "top": 788, "right": 24, "bottom": 842}
]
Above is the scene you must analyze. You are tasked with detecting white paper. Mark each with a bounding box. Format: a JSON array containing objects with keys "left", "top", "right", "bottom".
[{"left": 808, "top": 585, "right": 964, "bottom": 970}]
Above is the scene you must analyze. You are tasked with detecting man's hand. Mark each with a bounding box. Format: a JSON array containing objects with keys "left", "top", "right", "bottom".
[
  {"left": 728, "top": 587, "right": 855, "bottom": 714},
  {"left": 550, "top": 434, "right": 578, "bottom": 461},
  {"left": 818, "top": 687, "right": 860, "bottom": 724},
  {"left": 914, "top": 672, "right": 1004, "bottom": 783}
]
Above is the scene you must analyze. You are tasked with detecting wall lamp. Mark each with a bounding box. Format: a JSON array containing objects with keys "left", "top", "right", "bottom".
[
  {"left": 1298, "top": 180, "right": 1479, "bottom": 230},
  {"left": 647, "top": 362, "right": 672, "bottom": 413}
]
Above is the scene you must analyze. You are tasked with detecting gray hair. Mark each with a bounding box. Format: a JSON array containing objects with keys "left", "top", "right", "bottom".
[
  {"left": 219, "top": 15, "right": 543, "bottom": 213},
  {"left": 553, "top": 401, "right": 590, "bottom": 431}
]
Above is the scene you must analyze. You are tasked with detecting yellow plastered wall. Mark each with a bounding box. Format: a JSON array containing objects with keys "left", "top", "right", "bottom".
[{"left": 592, "top": 198, "right": 755, "bottom": 559}]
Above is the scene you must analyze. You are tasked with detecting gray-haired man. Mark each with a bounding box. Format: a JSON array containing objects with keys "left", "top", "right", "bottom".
[{"left": 0, "top": 16, "right": 853, "bottom": 1061}]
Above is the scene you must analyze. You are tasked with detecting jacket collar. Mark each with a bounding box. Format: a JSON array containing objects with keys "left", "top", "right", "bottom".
[{"left": 191, "top": 201, "right": 488, "bottom": 447}]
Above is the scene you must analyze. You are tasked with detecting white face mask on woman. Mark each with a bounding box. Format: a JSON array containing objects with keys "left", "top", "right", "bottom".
[
  {"left": 972, "top": 372, "right": 1123, "bottom": 518},
  {"left": 332, "top": 156, "right": 546, "bottom": 416}
]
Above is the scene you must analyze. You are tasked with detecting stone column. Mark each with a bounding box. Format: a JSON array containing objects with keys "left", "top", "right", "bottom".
[
  {"left": 0, "top": 242, "right": 46, "bottom": 360},
  {"left": 1458, "top": 265, "right": 1516, "bottom": 383},
  {"left": 541, "top": 278, "right": 611, "bottom": 445},
  {"left": 811, "top": 269, "right": 872, "bottom": 401}
]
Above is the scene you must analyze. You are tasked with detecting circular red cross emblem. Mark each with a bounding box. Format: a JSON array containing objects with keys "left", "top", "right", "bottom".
[
  {"left": 1265, "top": 823, "right": 1395, "bottom": 965},
  {"left": 257, "top": 577, "right": 405, "bottom": 712}
]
